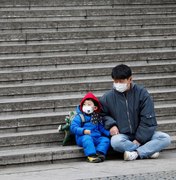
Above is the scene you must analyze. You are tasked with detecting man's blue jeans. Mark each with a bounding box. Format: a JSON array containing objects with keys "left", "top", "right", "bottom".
[{"left": 111, "top": 131, "right": 171, "bottom": 158}]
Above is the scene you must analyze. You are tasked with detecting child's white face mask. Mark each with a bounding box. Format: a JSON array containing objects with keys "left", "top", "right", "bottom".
[
  {"left": 82, "top": 105, "right": 94, "bottom": 114},
  {"left": 114, "top": 82, "right": 128, "bottom": 93}
]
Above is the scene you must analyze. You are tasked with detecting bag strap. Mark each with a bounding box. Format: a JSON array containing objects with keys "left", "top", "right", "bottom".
[{"left": 78, "top": 113, "right": 85, "bottom": 123}]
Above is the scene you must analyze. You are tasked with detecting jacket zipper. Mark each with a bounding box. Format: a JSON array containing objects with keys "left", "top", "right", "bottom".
[{"left": 124, "top": 94, "right": 133, "bottom": 134}]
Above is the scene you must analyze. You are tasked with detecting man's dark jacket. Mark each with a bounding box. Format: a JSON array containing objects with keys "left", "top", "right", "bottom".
[{"left": 100, "top": 83, "right": 157, "bottom": 144}]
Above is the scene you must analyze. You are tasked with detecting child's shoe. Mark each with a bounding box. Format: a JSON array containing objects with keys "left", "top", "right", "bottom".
[
  {"left": 87, "top": 154, "right": 101, "bottom": 163},
  {"left": 97, "top": 152, "right": 106, "bottom": 162}
]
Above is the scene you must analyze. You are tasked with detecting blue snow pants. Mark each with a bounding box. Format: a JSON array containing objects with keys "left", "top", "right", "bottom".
[{"left": 76, "top": 135, "right": 110, "bottom": 156}]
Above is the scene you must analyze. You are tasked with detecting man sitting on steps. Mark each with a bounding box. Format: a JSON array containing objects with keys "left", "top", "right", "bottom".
[{"left": 100, "top": 64, "right": 171, "bottom": 160}]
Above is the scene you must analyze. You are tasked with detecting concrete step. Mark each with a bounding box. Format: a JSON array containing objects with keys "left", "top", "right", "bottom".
[
  {"left": 1, "top": 0, "right": 176, "bottom": 8},
  {"left": 0, "top": 119, "right": 175, "bottom": 148},
  {"left": 0, "top": 111, "right": 66, "bottom": 133},
  {"left": 0, "top": 62, "right": 175, "bottom": 83},
  {"left": 1, "top": 26, "right": 176, "bottom": 43},
  {"left": 0, "top": 129, "right": 62, "bottom": 148},
  {"left": 158, "top": 119, "right": 176, "bottom": 133},
  {"left": 0, "top": 70, "right": 175, "bottom": 89},
  {"left": 0, "top": 49, "right": 176, "bottom": 69},
  {"left": 0, "top": 66, "right": 175, "bottom": 97},
  {"left": 1, "top": 5, "right": 176, "bottom": 19},
  {"left": 0, "top": 145, "right": 84, "bottom": 166},
  {"left": 0, "top": 89, "right": 175, "bottom": 131},
  {"left": 113, "top": 0, "right": 176, "bottom": 5},
  {"left": 1, "top": 15, "right": 176, "bottom": 31},
  {"left": 0, "top": 103, "right": 175, "bottom": 131},
  {"left": 0, "top": 89, "right": 175, "bottom": 116},
  {"left": 0, "top": 134, "right": 175, "bottom": 166},
  {"left": 1, "top": 36, "right": 176, "bottom": 56}
]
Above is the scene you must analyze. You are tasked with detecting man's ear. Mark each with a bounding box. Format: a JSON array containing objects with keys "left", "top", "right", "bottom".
[{"left": 128, "top": 76, "right": 132, "bottom": 82}]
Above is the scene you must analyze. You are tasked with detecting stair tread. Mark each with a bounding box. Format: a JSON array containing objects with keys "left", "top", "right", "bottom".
[
  {"left": 1, "top": 35, "right": 176, "bottom": 46},
  {"left": 0, "top": 47, "right": 176, "bottom": 59},
  {"left": 1, "top": 25, "right": 176, "bottom": 35},
  {"left": 0, "top": 61, "right": 175, "bottom": 73},
  {"left": 0, "top": 107, "right": 175, "bottom": 121},
  {"left": 0, "top": 82, "right": 175, "bottom": 102},
  {"left": 0, "top": 134, "right": 175, "bottom": 156},
  {"left": 1, "top": 13, "right": 176, "bottom": 22},
  {"left": 1, "top": 4, "right": 176, "bottom": 11},
  {"left": 0, "top": 129, "right": 58, "bottom": 138},
  {"left": 0, "top": 145, "right": 81, "bottom": 156}
]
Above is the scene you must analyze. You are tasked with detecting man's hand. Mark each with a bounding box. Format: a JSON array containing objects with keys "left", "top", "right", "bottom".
[
  {"left": 84, "top": 130, "right": 91, "bottom": 135},
  {"left": 110, "top": 126, "right": 119, "bottom": 136},
  {"left": 133, "top": 139, "right": 141, "bottom": 146}
]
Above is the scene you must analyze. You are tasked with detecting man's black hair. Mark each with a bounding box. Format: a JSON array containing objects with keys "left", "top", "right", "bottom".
[{"left": 111, "top": 64, "right": 132, "bottom": 79}]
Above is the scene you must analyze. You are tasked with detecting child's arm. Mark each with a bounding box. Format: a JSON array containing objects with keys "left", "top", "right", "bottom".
[{"left": 98, "top": 123, "right": 110, "bottom": 137}]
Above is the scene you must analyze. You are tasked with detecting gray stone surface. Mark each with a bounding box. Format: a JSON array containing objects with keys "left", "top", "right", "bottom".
[
  {"left": 0, "top": 0, "right": 176, "bottom": 167},
  {"left": 0, "top": 150, "right": 175, "bottom": 180}
]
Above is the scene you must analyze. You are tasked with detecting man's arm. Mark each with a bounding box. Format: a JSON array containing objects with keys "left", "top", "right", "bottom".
[{"left": 135, "top": 89, "right": 157, "bottom": 144}]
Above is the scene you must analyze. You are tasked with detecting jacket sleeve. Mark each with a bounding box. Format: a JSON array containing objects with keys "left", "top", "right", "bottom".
[
  {"left": 135, "top": 89, "right": 157, "bottom": 144},
  {"left": 98, "top": 123, "right": 110, "bottom": 137},
  {"left": 99, "top": 95, "right": 118, "bottom": 130},
  {"left": 70, "top": 114, "right": 85, "bottom": 136}
]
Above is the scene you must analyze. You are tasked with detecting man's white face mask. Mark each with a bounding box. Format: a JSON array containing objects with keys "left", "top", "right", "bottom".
[
  {"left": 114, "top": 82, "right": 128, "bottom": 93},
  {"left": 82, "top": 105, "right": 94, "bottom": 114}
]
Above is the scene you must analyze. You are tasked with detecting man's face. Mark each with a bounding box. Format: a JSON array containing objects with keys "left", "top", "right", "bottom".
[{"left": 113, "top": 76, "right": 132, "bottom": 91}]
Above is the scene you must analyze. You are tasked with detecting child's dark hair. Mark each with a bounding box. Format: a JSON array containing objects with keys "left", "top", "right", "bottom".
[
  {"left": 111, "top": 64, "right": 132, "bottom": 79},
  {"left": 84, "top": 98, "right": 99, "bottom": 107}
]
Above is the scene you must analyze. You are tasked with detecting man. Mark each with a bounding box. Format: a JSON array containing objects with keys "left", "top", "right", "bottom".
[{"left": 100, "top": 64, "right": 171, "bottom": 160}]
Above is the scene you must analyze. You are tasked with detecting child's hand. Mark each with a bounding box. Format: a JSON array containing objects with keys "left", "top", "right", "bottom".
[{"left": 84, "top": 130, "right": 91, "bottom": 135}]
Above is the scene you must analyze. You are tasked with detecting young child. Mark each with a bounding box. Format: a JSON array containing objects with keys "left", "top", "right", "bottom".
[{"left": 70, "top": 92, "right": 110, "bottom": 163}]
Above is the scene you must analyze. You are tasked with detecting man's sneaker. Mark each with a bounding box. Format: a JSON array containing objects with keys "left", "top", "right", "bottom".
[
  {"left": 124, "top": 151, "right": 138, "bottom": 161},
  {"left": 150, "top": 152, "right": 160, "bottom": 159},
  {"left": 87, "top": 155, "right": 102, "bottom": 163}
]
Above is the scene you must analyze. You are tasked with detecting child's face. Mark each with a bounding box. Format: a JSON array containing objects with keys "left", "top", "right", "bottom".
[
  {"left": 83, "top": 100, "right": 95, "bottom": 107},
  {"left": 82, "top": 100, "right": 98, "bottom": 114}
]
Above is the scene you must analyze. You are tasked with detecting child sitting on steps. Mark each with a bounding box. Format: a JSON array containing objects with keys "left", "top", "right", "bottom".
[{"left": 70, "top": 92, "right": 110, "bottom": 163}]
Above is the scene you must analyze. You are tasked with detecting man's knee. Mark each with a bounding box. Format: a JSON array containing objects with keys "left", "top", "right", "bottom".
[
  {"left": 153, "top": 131, "right": 171, "bottom": 147},
  {"left": 111, "top": 134, "right": 125, "bottom": 149}
]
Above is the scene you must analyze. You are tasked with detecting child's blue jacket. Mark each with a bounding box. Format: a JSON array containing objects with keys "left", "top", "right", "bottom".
[{"left": 70, "top": 106, "right": 110, "bottom": 141}]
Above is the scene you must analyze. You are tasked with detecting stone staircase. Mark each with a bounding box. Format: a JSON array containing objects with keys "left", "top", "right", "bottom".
[{"left": 0, "top": 0, "right": 176, "bottom": 166}]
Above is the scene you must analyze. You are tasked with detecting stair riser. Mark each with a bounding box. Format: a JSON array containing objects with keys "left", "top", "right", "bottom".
[
  {"left": 0, "top": 78, "right": 175, "bottom": 97},
  {"left": 2, "top": 28, "right": 176, "bottom": 43},
  {"left": 0, "top": 51, "right": 175, "bottom": 68},
  {"left": 155, "top": 106, "right": 176, "bottom": 118},
  {"left": 1, "top": 39, "right": 176, "bottom": 55},
  {"left": 0, "top": 148, "right": 84, "bottom": 166},
  {"left": 1, "top": 7, "right": 176, "bottom": 19},
  {"left": 0, "top": 115, "right": 65, "bottom": 131},
  {"left": 0, "top": 95, "right": 175, "bottom": 116},
  {"left": 0, "top": 64, "right": 175, "bottom": 82},
  {"left": 0, "top": 127, "right": 175, "bottom": 148},
  {"left": 158, "top": 123, "right": 176, "bottom": 132},
  {"left": 0, "top": 142, "right": 175, "bottom": 166},
  {"left": 0, "top": 132, "right": 61, "bottom": 147},
  {"left": 0, "top": 116, "right": 175, "bottom": 133},
  {"left": 1, "top": 0, "right": 176, "bottom": 8},
  {"left": 0, "top": 82, "right": 175, "bottom": 101},
  {"left": 1, "top": 17, "right": 176, "bottom": 31}
]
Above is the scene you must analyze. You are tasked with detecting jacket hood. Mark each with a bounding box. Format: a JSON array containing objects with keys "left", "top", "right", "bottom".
[{"left": 80, "top": 92, "right": 101, "bottom": 113}]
